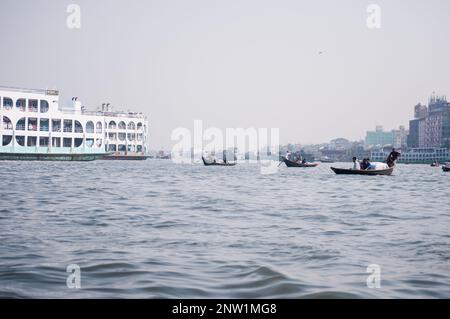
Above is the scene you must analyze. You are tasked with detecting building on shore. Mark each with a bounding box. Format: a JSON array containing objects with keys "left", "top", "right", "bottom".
[
  {"left": 407, "top": 94, "right": 450, "bottom": 149},
  {"left": 0, "top": 86, "right": 148, "bottom": 161},
  {"left": 365, "top": 125, "right": 408, "bottom": 149}
]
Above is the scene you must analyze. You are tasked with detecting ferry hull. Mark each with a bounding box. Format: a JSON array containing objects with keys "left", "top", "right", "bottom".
[
  {"left": 0, "top": 152, "right": 108, "bottom": 162},
  {"left": 100, "top": 155, "right": 150, "bottom": 160}
]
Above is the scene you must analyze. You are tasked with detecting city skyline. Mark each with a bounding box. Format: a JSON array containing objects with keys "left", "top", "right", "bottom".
[{"left": 1, "top": 0, "right": 450, "bottom": 150}]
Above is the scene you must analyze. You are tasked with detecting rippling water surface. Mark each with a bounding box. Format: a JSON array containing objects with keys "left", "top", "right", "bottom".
[{"left": 0, "top": 160, "right": 449, "bottom": 298}]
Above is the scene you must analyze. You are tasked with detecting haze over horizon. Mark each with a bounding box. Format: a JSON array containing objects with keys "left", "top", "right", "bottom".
[{"left": 1, "top": 0, "right": 450, "bottom": 150}]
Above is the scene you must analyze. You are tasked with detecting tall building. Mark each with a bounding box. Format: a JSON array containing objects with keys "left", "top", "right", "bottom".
[
  {"left": 392, "top": 125, "right": 409, "bottom": 149},
  {"left": 407, "top": 94, "right": 450, "bottom": 148}
]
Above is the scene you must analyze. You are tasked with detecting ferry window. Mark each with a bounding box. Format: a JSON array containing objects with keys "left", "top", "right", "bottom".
[
  {"left": 28, "top": 100, "right": 38, "bottom": 112},
  {"left": 74, "top": 138, "right": 83, "bottom": 147},
  {"left": 96, "top": 121, "right": 102, "bottom": 133},
  {"left": 52, "top": 119, "right": 61, "bottom": 132},
  {"left": 118, "top": 144, "right": 126, "bottom": 152},
  {"left": 95, "top": 139, "right": 102, "bottom": 148},
  {"left": 16, "top": 118, "right": 26, "bottom": 131},
  {"left": 74, "top": 121, "right": 83, "bottom": 133},
  {"left": 127, "top": 122, "right": 135, "bottom": 130},
  {"left": 127, "top": 133, "right": 135, "bottom": 141},
  {"left": 137, "top": 145, "right": 143, "bottom": 153},
  {"left": 40, "top": 119, "right": 49, "bottom": 132},
  {"left": 108, "top": 133, "right": 117, "bottom": 140},
  {"left": 109, "top": 121, "right": 117, "bottom": 129},
  {"left": 39, "top": 137, "right": 49, "bottom": 147},
  {"left": 40, "top": 100, "right": 49, "bottom": 113},
  {"left": 52, "top": 137, "right": 61, "bottom": 148},
  {"left": 118, "top": 133, "right": 126, "bottom": 141},
  {"left": 15, "top": 136, "right": 25, "bottom": 146},
  {"left": 3, "top": 97, "right": 13, "bottom": 110},
  {"left": 86, "top": 121, "right": 95, "bottom": 133},
  {"left": 137, "top": 122, "right": 143, "bottom": 130},
  {"left": 63, "top": 138, "right": 72, "bottom": 148},
  {"left": 2, "top": 116, "right": 13, "bottom": 130},
  {"left": 16, "top": 99, "right": 26, "bottom": 111},
  {"left": 86, "top": 139, "right": 94, "bottom": 148},
  {"left": 2, "top": 135, "right": 12, "bottom": 146},
  {"left": 27, "top": 136, "right": 37, "bottom": 147},
  {"left": 118, "top": 121, "right": 126, "bottom": 130},
  {"left": 63, "top": 120, "right": 73, "bottom": 133},
  {"left": 108, "top": 144, "right": 117, "bottom": 152},
  {"left": 28, "top": 118, "right": 38, "bottom": 131}
]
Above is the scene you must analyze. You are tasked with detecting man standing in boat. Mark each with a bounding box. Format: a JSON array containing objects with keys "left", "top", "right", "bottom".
[{"left": 387, "top": 148, "right": 400, "bottom": 167}]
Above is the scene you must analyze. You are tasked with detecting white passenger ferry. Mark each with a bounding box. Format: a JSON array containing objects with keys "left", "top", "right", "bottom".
[
  {"left": 371, "top": 147, "right": 450, "bottom": 164},
  {"left": 0, "top": 86, "right": 148, "bottom": 161}
]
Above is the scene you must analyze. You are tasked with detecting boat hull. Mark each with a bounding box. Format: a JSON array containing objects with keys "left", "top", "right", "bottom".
[
  {"left": 0, "top": 152, "right": 107, "bottom": 162},
  {"left": 331, "top": 167, "right": 394, "bottom": 176},
  {"left": 101, "top": 155, "right": 150, "bottom": 161},
  {"left": 283, "top": 158, "right": 319, "bottom": 168},
  {"left": 202, "top": 157, "right": 236, "bottom": 166}
]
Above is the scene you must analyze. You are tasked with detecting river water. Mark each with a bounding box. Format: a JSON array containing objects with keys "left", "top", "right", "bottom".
[{"left": 0, "top": 160, "right": 449, "bottom": 298}]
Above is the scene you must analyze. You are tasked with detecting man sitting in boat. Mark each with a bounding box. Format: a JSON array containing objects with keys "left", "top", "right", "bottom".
[
  {"left": 360, "top": 158, "right": 370, "bottom": 170},
  {"left": 285, "top": 151, "right": 291, "bottom": 161},
  {"left": 351, "top": 157, "right": 361, "bottom": 170}
]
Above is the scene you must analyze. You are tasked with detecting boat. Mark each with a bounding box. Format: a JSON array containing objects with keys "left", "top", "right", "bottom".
[
  {"left": 331, "top": 166, "right": 394, "bottom": 176},
  {"left": 431, "top": 162, "right": 440, "bottom": 167},
  {"left": 319, "top": 157, "right": 335, "bottom": 163},
  {"left": 0, "top": 86, "right": 149, "bottom": 161},
  {"left": 283, "top": 157, "right": 319, "bottom": 168},
  {"left": 443, "top": 166, "right": 450, "bottom": 172},
  {"left": 202, "top": 156, "right": 236, "bottom": 166}
]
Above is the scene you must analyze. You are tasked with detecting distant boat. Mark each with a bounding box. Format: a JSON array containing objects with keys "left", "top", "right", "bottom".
[
  {"left": 331, "top": 167, "right": 394, "bottom": 176},
  {"left": 443, "top": 166, "right": 450, "bottom": 172},
  {"left": 202, "top": 156, "right": 236, "bottom": 167},
  {"left": 320, "top": 157, "right": 335, "bottom": 163},
  {"left": 431, "top": 162, "right": 440, "bottom": 167},
  {"left": 283, "top": 157, "right": 319, "bottom": 168}
]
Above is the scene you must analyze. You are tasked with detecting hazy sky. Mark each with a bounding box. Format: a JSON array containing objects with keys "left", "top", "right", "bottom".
[{"left": 1, "top": 0, "right": 450, "bottom": 149}]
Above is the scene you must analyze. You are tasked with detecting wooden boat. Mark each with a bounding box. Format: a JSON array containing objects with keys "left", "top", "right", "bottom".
[
  {"left": 202, "top": 157, "right": 236, "bottom": 166},
  {"left": 442, "top": 166, "right": 450, "bottom": 172},
  {"left": 331, "top": 166, "right": 394, "bottom": 176},
  {"left": 283, "top": 157, "right": 319, "bottom": 168}
]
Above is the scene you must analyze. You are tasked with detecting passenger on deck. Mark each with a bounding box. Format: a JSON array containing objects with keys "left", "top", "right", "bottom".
[
  {"left": 351, "top": 157, "right": 360, "bottom": 170},
  {"left": 301, "top": 158, "right": 307, "bottom": 164}
]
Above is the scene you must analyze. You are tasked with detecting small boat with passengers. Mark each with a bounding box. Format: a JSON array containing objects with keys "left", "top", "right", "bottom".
[
  {"left": 331, "top": 166, "right": 394, "bottom": 176},
  {"left": 443, "top": 165, "right": 450, "bottom": 172},
  {"left": 331, "top": 149, "right": 400, "bottom": 176},
  {"left": 282, "top": 157, "right": 319, "bottom": 168},
  {"left": 202, "top": 156, "right": 236, "bottom": 167}
]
